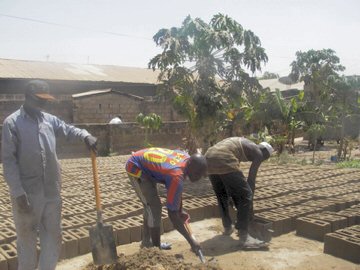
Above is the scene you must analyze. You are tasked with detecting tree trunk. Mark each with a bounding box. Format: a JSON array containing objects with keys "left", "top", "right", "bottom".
[
  {"left": 313, "top": 140, "right": 317, "bottom": 164},
  {"left": 337, "top": 116, "right": 345, "bottom": 159}
]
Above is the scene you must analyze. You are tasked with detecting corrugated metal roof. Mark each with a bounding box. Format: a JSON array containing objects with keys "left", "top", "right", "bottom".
[
  {"left": 72, "top": 89, "right": 112, "bottom": 98},
  {"left": 72, "top": 88, "right": 144, "bottom": 100},
  {"left": 0, "top": 58, "right": 160, "bottom": 84},
  {"left": 0, "top": 58, "right": 303, "bottom": 91}
]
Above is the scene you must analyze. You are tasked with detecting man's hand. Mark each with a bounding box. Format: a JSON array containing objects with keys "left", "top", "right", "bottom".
[
  {"left": 85, "top": 135, "right": 98, "bottom": 152},
  {"left": 16, "top": 194, "right": 31, "bottom": 213}
]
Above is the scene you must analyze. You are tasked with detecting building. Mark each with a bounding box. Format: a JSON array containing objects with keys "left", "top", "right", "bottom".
[
  {"left": 0, "top": 58, "right": 167, "bottom": 123},
  {"left": 72, "top": 89, "right": 178, "bottom": 123},
  {"left": 0, "top": 58, "right": 305, "bottom": 123}
]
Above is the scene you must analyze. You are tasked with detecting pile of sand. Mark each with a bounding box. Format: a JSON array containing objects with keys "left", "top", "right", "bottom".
[{"left": 85, "top": 248, "right": 222, "bottom": 270}]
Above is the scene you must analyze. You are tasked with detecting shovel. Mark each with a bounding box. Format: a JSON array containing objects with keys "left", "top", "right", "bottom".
[
  {"left": 184, "top": 221, "right": 206, "bottom": 263},
  {"left": 89, "top": 150, "right": 117, "bottom": 265}
]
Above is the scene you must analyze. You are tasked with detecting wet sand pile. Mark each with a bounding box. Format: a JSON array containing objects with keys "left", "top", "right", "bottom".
[{"left": 85, "top": 248, "right": 222, "bottom": 270}]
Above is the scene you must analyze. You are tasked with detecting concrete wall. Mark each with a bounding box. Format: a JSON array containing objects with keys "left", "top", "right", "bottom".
[
  {"left": 73, "top": 93, "right": 143, "bottom": 123},
  {"left": 0, "top": 96, "right": 183, "bottom": 127},
  {"left": 73, "top": 93, "right": 182, "bottom": 123},
  {"left": 0, "top": 121, "right": 188, "bottom": 161},
  {"left": 0, "top": 97, "right": 74, "bottom": 123}
]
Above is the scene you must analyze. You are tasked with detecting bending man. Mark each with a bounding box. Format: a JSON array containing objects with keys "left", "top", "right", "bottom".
[
  {"left": 125, "top": 147, "right": 207, "bottom": 253},
  {"left": 205, "top": 137, "right": 274, "bottom": 249}
]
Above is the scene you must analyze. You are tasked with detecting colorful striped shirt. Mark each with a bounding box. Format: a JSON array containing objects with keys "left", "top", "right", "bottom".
[{"left": 126, "top": 148, "right": 189, "bottom": 211}]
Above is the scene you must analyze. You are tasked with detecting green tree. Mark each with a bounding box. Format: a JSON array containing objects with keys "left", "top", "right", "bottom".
[
  {"left": 327, "top": 75, "right": 360, "bottom": 159},
  {"left": 289, "top": 49, "right": 348, "bottom": 150},
  {"left": 307, "top": 123, "right": 325, "bottom": 164},
  {"left": 149, "top": 13, "right": 268, "bottom": 153},
  {"left": 136, "top": 113, "right": 162, "bottom": 146},
  {"left": 289, "top": 49, "right": 345, "bottom": 104}
]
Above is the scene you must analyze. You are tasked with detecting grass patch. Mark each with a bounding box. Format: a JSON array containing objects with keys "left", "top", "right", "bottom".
[{"left": 336, "top": 159, "right": 360, "bottom": 169}]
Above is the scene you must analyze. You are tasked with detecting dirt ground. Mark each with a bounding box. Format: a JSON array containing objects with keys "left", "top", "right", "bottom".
[
  {"left": 52, "top": 139, "right": 360, "bottom": 269},
  {"left": 57, "top": 218, "right": 359, "bottom": 270}
]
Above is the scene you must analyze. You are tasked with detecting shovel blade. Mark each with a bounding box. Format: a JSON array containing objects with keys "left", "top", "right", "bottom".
[{"left": 89, "top": 223, "right": 117, "bottom": 265}]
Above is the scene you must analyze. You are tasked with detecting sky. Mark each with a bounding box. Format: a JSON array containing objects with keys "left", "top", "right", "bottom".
[{"left": 0, "top": 0, "right": 359, "bottom": 76}]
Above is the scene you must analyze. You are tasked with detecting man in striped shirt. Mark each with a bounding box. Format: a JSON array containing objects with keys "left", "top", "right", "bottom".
[{"left": 126, "top": 147, "right": 207, "bottom": 254}]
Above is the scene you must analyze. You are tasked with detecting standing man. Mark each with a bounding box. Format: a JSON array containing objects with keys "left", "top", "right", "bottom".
[
  {"left": 205, "top": 137, "right": 274, "bottom": 249},
  {"left": 1, "top": 80, "right": 98, "bottom": 270},
  {"left": 125, "top": 147, "right": 207, "bottom": 254}
]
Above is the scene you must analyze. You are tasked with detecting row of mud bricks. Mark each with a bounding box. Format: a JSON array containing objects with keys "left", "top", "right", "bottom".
[
  {"left": 0, "top": 196, "right": 220, "bottom": 270},
  {"left": 0, "top": 163, "right": 360, "bottom": 269},
  {"left": 296, "top": 204, "right": 360, "bottom": 263}
]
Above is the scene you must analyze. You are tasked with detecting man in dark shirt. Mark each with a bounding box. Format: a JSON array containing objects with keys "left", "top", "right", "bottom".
[{"left": 205, "top": 137, "right": 274, "bottom": 249}]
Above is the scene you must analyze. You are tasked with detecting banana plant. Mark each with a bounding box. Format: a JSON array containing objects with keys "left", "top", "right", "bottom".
[{"left": 136, "top": 113, "right": 162, "bottom": 146}]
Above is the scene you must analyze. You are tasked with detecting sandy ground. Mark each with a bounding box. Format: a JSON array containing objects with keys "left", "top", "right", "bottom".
[{"left": 57, "top": 218, "right": 360, "bottom": 270}]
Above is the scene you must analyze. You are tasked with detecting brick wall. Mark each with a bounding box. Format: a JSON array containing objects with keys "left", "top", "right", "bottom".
[
  {"left": 0, "top": 95, "right": 73, "bottom": 123},
  {"left": 0, "top": 94, "right": 183, "bottom": 124},
  {"left": 73, "top": 93, "right": 183, "bottom": 123},
  {"left": 73, "top": 93, "right": 143, "bottom": 123},
  {"left": 0, "top": 121, "right": 188, "bottom": 161}
]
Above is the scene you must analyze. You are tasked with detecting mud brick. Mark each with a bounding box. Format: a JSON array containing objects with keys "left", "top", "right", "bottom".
[
  {"left": 61, "top": 231, "right": 78, "bottom": 259},
  {"left": 61, "top": 218, "right": 75, "bottom": 230},
  {"left": 124, "top": 217, "right": 142, "bottom": 243},
  {"left": 203, "top": 204, "right": 214, "bottom": 219},
  {"left": 312, "top": 213, "right": 348, "bottom": 232},
  {"left": 71, "top": 214, "right": 95, "bottom": 227},
  {"left": 335, "top": 228, "right": 359, "bottom": 239},
  {"left": 162, "top": 216, "right": 174, "bottom": 233},
  {"left": 0, "top": 252, "right": 8, "bottom": 270},
  {"left": 324, "top": 232, "right": 360, "bottom": 264},
  {"left": 296, "top": 217, "right": 331, "bottom": 241},
  {"left": 62, "top": 208, "right": 76, "bottom": 218},
  {"left": 0, "top": 233, "right": 5, "bottom": 246},
  {"left": 204, "top": 199, "right": 218, "bottom": 218},
  {"left": 113, "top": 221, "right": 130, "bottom": 245},
  {"left": 0, "top": 228, "right": 16, "bottom": 244},
  {"left": 255, "top": 212, "right": 292, "bottom": 236},
  {"left": 103, "top": 209, "right": 119, "bottom": 222},
  {"left": 335, "top": 210, "right": 357, "bottom": 226},
  {"left": 161, "top": 209, "right": 173, "bottom": 233},
  {"left": 187, "top": 204, "right": 205, "bottom": 222},
  {"left": 68, "top": 227, "right": 91, "bottom": 255},
  {"left": 76, "top": 203, "right": 95, "bottom": 213},
  {"left": 0, "top": 219, "right": 15, "bottom": 230},
  {"left": 303, "top": 200, "right": 337, "bottom": 212},
  {"left": 346, "top": 224, "right": 360, "bottom": 234},
  {"left": 327, "top": 198, "right": 348, "bottom": 211},
  {"left": 0, "top": 244, "right": 17, "bottom": 270}
]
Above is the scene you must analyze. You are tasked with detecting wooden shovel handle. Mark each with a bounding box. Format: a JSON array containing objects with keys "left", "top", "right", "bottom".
[
  {"left": 184, "top": 222, "right": 194, "bottom": 239},
  {"left": 91, "top": 150, "right": 102, "bottom": 211}
]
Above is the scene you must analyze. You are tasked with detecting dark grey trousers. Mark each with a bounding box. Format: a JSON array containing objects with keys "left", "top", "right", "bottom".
[{"left": 209, "top": 171, "right": 253, "bottom": 231}]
